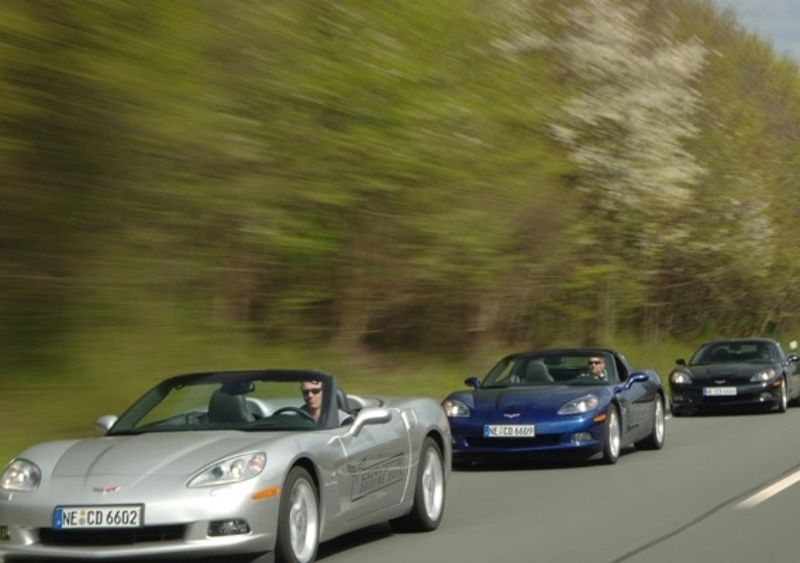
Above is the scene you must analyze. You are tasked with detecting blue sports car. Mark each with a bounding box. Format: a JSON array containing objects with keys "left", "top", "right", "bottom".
[{"left": 442, "top": 348, "right": 666, "bottom": 465}]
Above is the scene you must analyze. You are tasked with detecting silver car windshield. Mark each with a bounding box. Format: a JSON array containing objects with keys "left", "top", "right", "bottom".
[{"left": 109, "top": 379, "right": 322, "bottom": 434}]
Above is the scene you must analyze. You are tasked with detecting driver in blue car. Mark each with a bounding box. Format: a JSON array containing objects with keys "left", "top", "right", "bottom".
[{"left": 579, "top": 356, "right": 608, "bottom": 381}]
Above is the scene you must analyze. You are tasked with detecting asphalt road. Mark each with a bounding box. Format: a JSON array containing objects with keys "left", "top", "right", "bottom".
[
  {"left": 4, "top": 409, "right": 800, "bottom": 562},
  {"left": 317, "top": 409, "right": 800, "bottom": 563}
]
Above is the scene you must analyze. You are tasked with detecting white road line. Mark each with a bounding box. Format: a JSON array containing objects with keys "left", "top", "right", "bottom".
[{"left": 736, "top": 468, "right": 800, "bottom": 509}]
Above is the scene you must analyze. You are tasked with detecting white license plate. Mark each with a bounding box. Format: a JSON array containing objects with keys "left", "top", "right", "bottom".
[
  {"left": 703, "top": 387, "right": 737, "bottom": 396},
  {"left": 483, "top": 424, "right": 536, "bottom": 438},
  {"left": 53, "top": 505, "right": 143, "bottom": 529}
]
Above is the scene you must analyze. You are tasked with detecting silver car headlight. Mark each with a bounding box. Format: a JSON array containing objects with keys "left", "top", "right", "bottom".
[
  {"left": 1, "top": 459, "right": 42, "bottom": 492},
  {"left": 187, "top": 453, "right": 266, "bottom": 488},
  {"left": 750, "top": 368, "right": 776, "bottom": 382},
  {"left": 558, "top": 394, "right": 599, "bottom": 415},
  {"left": 670, "top": 371, "right": 692, "bottom": 385},
  {"left": 442, "top": 399, "right": 470, "bottom": 418}
]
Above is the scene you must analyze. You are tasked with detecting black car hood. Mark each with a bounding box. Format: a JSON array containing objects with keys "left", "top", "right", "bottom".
[{"left": 686, "top": 363, "right": 777, "bottom": 383}]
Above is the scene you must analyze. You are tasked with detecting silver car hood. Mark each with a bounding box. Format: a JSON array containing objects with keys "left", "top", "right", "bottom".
[{"left": 51, "top": 431, "right": 282, "bottom": 477}]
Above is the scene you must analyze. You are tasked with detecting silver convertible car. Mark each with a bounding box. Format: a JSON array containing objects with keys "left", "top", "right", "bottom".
[{"left": 0, "top": 369, "right": 451, "bottom": 562}]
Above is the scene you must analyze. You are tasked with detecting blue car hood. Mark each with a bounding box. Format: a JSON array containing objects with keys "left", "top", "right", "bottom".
[{"left": 460, "top": 386, "right": 611, "bottom": 418}]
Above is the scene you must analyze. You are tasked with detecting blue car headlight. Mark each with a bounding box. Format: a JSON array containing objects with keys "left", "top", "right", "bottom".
[
  {"left": 750, "top": 368, "right": 776, "bottom": 382},
  {"left": 442, "top": 399, "right": 470, "bottom": 418},
  {"left": 187, "top": 453, "right": 266, "bottom": 488},
  {"left": 0, "top": 459, "right": 41, "bottom": 492},
  {"left": 558, "top": 394, "right": 599, "bottom": 415}
]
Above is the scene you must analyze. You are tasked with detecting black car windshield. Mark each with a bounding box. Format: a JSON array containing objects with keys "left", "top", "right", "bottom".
[
  {"left": 691, "top": 341, "right": 778, "bottom": 365},
  {"left": 108, "top": 372, "right": 330, "bottom": 434},
  {"left": 481, "top": 352, "right": 618, "bottom": 387}
]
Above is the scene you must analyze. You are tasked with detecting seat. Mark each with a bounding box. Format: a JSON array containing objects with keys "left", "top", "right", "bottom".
[
  {"left": 711, "top": 348, "right": 730, "bottom": 362},
  {"left": 207, "top": 389, "right": 255, "bottom": 423},
  {"left": 335, "top": 388, "right": 356, "bottom": 425},
  {"left": 336, "top": 388, "right": 354, "bottom": 414},
  {"left": 756, "top": 346, "right": 772, "bottom": 361},
  {"left": 524, "top": 361, "right": 553, "bottom": 383}
]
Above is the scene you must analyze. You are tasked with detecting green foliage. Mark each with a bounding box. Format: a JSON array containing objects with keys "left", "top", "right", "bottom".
[{"left": 2, "top": 0, "right": 800, "bottom": 374}]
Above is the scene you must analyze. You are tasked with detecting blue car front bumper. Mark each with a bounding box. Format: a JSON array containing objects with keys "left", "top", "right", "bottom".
[{"left": 449, "top": 415, "right": 607, "bottom": 460}]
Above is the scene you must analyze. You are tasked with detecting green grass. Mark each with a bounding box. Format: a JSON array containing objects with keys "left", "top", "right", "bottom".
[{"left": 0, "top": 331, "right": 703, "bottom": 465}]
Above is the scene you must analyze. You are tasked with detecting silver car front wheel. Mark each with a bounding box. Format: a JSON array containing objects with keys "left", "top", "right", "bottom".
[{"left": 276, "top": 466, "right": 319, "bottom": 563}]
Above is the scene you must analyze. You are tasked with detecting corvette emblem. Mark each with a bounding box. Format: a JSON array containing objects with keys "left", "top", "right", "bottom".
[
  {"left": 503, "top": 412, "right": 521, "bottom": 419},
  {"left": 93, "top": 485, "right": 121, "bottom": 495}
]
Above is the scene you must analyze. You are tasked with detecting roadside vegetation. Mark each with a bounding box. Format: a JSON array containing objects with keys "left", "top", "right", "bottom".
[{"left": 2, "top": 1, "right": 800, "bottom": 461}]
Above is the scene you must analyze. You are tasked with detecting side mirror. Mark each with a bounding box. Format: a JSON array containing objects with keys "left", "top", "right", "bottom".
[
  {"left": 347, "top": 407, "right": 392, "bottom": 437},
  {"left": 464, "top": 377, "right": 480, "bottom": 389},
  {"left": 95, "top": 414, "right": 118, "bottom": 433},
  {"left": 787, "top": 354, "right": 799, "bottom": 364},
  {"left": 623, "top": 373, "right": 649, "bottom": 390},
  {"left": 676, "top": 359, "right": 686, "bottom": 366}
]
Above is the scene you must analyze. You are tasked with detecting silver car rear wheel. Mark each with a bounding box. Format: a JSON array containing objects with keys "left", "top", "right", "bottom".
[
  {"left": 420, "top": 442, "right": 445, "bottom": 522},
  {"left": 390, "top": 437, "right": 445, "bottom": 532}
]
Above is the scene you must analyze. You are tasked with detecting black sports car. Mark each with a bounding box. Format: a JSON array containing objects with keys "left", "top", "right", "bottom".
[{"left": 669, "top": 338, "right": 800, "bottom": 415}]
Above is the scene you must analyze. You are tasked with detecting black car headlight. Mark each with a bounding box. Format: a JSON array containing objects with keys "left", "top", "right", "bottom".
[
  {"left": 670, "top": 371, "right": 692, "bottom": 385},
  {"left": 750, "top": 368, "right": 776, "bottom": 382}
]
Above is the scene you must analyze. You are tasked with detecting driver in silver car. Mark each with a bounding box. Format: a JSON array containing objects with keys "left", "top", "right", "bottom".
[{"left": 300, "top": 379, "right": 324, "bottom": 423}]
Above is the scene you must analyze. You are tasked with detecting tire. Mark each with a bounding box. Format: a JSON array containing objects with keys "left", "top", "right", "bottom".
[
  {"left": 390, "top": 437, "right": 446, "bottom": 532},
  {"left": 601, "top": 405, "right": 621, "bottom": 464},
  {"left": 776, "top": 377, "right": 789, "bottom": 413},
  {"left": 275, "top": 466, "right": 319, "bottom": 563},
  {"left": 635, "top": 395, "right": 665, "bottom": 450}
]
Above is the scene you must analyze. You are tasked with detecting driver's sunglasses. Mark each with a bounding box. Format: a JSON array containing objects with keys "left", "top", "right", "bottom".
[
  {"left": 587, "top": 360, "right": 603, "bottom": 365},
  {"left": 302, "top": 388, "right": 322, "bottom": 396}
]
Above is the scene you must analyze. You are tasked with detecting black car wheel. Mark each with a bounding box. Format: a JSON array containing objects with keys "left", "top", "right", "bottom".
[
  {"left": 636, "top": 395, "right": 665, "bottom": 450},
  {"left": 776, "top": 377, "right": 789, "bottom": 413},
  {"left": 601, "top": 405, "right": 621, "bottom": 464}
]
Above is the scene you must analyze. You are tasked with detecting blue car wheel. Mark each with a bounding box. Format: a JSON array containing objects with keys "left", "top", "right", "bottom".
[{"left": 601, "top": 405, "right": 620, "bottom": 464}]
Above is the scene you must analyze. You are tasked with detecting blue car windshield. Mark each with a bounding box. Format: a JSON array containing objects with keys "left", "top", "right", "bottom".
[{"left": 481, "top": 353, "right": 618, "bottom": 387}]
